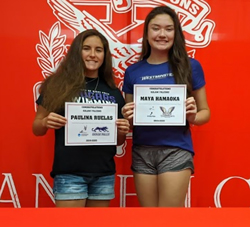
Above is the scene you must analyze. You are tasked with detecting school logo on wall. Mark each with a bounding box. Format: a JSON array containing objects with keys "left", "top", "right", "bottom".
[{"left": 33, "top": 0, "right": 215, "bottom": 156}]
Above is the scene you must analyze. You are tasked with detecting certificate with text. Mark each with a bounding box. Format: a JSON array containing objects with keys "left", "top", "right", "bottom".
[
  {"left": 65, "top": 102, "right": 117, "bottom": 146},
  {"left": 133, "top": 84, "right": 186, "bottom": 126}
]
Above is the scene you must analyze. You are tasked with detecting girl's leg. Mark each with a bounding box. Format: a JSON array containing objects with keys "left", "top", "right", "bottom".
[
  {"left": 55, "top": 199, "right": 86, "bottom": 207},
  {"left": 85, "top": 200, "right": 110, "bottom": 207},
  {"left": 158, "top": 169, "right": 191, "bottom": 207},
  {"left": 133, "top": 173, "right": 158, "bottom": 207},
  {"left": 55, "top": 199, "right": 110, "bottom": 207}
]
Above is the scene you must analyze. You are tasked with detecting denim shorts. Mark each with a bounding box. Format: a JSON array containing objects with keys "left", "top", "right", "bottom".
[
  {"left": 132, "top": 145, "right": 194, "bottom": 175},
  {"left": 53, "top": 174, "right": 115, "bottom": 200}
]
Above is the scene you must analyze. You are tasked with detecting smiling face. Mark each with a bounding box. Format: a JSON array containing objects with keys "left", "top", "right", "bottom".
[
  {"left": 147, "top": 14, "right": 175, "bottom": 54},
  {"left": 81, "top": 35, "right": 104, "bottom": 77}
]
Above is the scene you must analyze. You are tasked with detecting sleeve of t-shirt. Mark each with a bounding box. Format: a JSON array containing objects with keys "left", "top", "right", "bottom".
[
  {"left": 122, "top": 68, "right": 133, "bottom": 94},
  {"left": 191, "top": 58, "right": 206, "bottom": 91},
  {"left": 36, "top": 94, "right": 43, "bottom": 105}
]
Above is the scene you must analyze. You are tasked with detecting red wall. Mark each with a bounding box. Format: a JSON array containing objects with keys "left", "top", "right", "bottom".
[{"left": 1, "top": 0, "right": 250, "bottom": 207}]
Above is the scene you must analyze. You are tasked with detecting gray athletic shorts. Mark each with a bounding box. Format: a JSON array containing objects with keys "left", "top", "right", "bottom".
[{"left": 132, "top": 145, "right": 194, "bottom": 175}]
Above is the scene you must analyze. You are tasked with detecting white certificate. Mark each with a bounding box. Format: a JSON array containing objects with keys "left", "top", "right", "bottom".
[
  {"left": 133, "top": 84, "right": 186, "bottom": 126},
  {"left": 65, "top": 102, "right": 117, "bottom": 146}
]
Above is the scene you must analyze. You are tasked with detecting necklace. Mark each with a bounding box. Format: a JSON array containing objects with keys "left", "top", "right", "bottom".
[
  {"left": 86, "top": 77, "right": 99, "bottom": 100},
  {"left": 86, "top": 77, "right": 98, "bottom": 84}
]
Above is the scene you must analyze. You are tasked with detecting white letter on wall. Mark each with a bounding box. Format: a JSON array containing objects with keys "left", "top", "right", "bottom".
[
  {"left": 214, "top": 176, "right": 250, "bottom": 208},
  {"left": 117, "top": 174, "right": 136, "bottom": 207},
  {"left": 0, "top": 173, "right": 21, "bottom": 208},
  {"left": 185, "top": 176, "right": 194, "bottom": 208},
  {"left": 32, "top": 174, "right": 55, "bottom": 207}
]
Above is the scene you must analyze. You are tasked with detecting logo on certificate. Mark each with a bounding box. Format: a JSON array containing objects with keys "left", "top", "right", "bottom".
[
  {"left": 160, "top": 106, "right": 175, "bottom": 118},
  {"left": 147, "top": 106, "right": 156, "bottom": 117},
  {"left": 92, "top": 126, "right": 109, "bottom": 132},
  {"left": 92, "top": 126, "right": 110, "bottom": 136},
  {"left": 78, "top": 126, "right": 88, "bottom": 137}
]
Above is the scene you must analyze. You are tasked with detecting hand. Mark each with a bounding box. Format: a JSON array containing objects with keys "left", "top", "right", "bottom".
[
  {"left": 121, "top": 102, "right": 134, "bottom": 120},
  {"left": 43, "top": 112, "right": 67, "bottom": 129},
  {"left": 186, "top": 97, "right": 197, "bottom": 124},
  {"left": 116, "top": 119, "right": 130, "bottom": 135}
]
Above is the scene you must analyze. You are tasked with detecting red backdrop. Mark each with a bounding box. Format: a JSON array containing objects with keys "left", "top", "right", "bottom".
[{"left": 1, "top": 0, "right": 250, "bottom": 207}]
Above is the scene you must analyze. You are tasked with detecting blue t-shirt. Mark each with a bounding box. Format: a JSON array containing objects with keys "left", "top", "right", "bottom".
[{"left": 122, "top": 58, "right": 205, "bottom": 153}]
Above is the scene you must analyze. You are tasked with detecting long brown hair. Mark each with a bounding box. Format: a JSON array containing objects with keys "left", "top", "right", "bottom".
[
  {"left": 140, "top": 6, "right": 192, "bottom": 96},
  {"left": 40, "top": 29, "right": 116, "bottom": 112}
]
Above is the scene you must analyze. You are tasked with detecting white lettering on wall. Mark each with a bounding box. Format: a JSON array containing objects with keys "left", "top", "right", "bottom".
[
  {"left": 32, "top": 174, "right": 55, "bottom": 207},
  {"left": 2, "top": 173, "right": 250, "bottom": 207},
  {"left": 214, "top": 176, "right": 250, "bottom": 207},
  {"left": 117, "top": 175, "right": 136, "bottom": 207},
  {"left": 185, "top": 175, "right": 194, "bottom": 207},
  {"left": 0, "top": 173, "right": 21, "bottom": 208}
]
